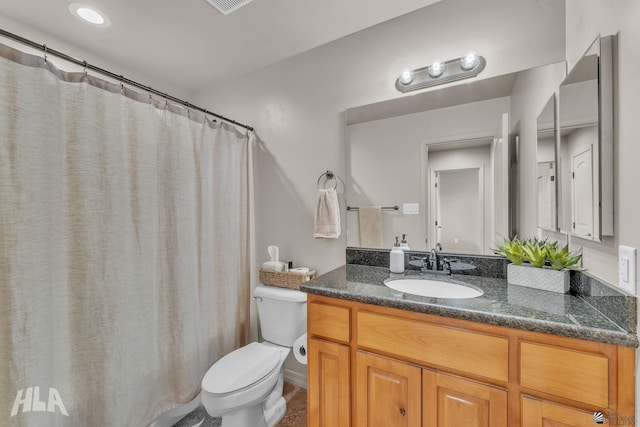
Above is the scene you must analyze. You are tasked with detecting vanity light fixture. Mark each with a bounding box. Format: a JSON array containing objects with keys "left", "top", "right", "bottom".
[
  {"left": 69, "top": 3, "right": 111, "bottom": 27},
  {"left": 396, "top": 51, "right": 486, "bottom": 93}
]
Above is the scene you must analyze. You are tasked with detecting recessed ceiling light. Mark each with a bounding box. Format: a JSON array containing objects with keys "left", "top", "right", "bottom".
[{"left": 69, "top": 3, "right": 111, "bottom": 27}]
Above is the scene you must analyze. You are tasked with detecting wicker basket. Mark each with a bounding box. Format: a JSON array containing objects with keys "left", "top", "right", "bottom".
[{"left": 259, "top": 269, "right": 316, "bottom": 289}]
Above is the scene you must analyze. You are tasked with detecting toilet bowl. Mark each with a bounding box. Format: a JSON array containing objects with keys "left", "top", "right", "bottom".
[
  {"left": 201, "top": 342, "right": 289, "bottom": 426},
  {"left": 200, "top": 285, "right": 307, "bottom": 427}
]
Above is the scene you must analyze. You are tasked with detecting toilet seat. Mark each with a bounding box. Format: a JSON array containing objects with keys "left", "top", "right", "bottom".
[{"left": 202, "top": 342, "right": 281, "bottom": 396}]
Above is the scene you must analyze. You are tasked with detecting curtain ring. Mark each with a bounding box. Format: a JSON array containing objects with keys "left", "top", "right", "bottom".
[
  {"left": 43, "top": 44, "right": 48, "bottom": 63},
  {"left": 119, "top": 75, "right": 124, "bottom": 93},
  {"left": 82, "top": 60, "right": 88, "bottom": 76}
]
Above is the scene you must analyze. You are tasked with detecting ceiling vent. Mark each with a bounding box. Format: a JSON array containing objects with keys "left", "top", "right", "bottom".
[{"left": 205, "top": 0, "right": 254, "bottom": 15}]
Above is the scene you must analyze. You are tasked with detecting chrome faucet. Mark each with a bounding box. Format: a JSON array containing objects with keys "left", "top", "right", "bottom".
[
  {"left": 410, "top": 249, "right": 451, "bottom": 276},
  {"left": 428, "top": 249, "right": 438, "bottom": 271}
]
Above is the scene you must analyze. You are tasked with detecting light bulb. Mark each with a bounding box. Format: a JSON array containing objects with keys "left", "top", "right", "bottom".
[
  {"left": 398, "top": 68, "right": 415, "bottom": 85},
  {"left": 428, "top": 59, "right": 445, "bottom": 78},
  {"left": 460, "top": 50, "right": 480, "bottom": 70}
]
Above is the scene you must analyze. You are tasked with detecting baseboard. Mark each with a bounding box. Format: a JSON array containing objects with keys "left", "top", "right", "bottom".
[
  {"left": 284, "top": 368, "right": 307, "bottom": 389},
  {"left": 148, "top": 392, "right": 202, "bottom": 427}
]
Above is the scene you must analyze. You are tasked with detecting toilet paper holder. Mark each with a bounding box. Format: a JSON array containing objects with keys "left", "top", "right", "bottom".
[{"left": 293, "top": 333, "right": 308, "bottom": 365}]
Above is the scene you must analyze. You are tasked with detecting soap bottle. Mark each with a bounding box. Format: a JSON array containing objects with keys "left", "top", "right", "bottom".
[
  {"left": 390, "top": 237, "right": 405, "bottom": 273},
  {"left": 399, "top": 234, "right": 411, "bottom": 251}
]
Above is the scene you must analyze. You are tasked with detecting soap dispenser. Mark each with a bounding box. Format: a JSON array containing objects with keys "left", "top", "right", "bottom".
[
  {"left": 399, "top": 234, "right": 411, "bottom": 251},
  {"left": 390, "top": 237, "right": 405, "bottom": 273}
]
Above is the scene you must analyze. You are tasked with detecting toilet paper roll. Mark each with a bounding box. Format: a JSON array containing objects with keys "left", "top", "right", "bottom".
[
  {"left": 293, "top": 333, "right": 307, "bottom": 365},
  {"left": 289, "top": 267, "right": 310, "bottom": 274}
]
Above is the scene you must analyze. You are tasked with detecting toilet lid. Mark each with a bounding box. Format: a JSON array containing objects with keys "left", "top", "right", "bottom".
[{"left": 202, "top": 342, "right": 281, "bottom": 395}]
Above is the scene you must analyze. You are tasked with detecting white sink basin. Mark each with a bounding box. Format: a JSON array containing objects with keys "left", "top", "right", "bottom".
[{"left": 384, "top": 278, "right": 483, "bottom": 299}]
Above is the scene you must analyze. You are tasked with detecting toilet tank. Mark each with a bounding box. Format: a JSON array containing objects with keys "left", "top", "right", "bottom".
[{"left": 254, "top": 285, "right": 307, "bottom": 347}]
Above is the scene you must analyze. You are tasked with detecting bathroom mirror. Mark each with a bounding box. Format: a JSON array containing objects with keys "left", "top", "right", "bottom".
[
  {"left": 558, "top": 35, "right": 614, "bottom": 240},
  {"left": 536, "top": 94, "right": 558, "bottom": 231},
  {"left": 343, "top": 65, "right": 557, "bottom": 254}
]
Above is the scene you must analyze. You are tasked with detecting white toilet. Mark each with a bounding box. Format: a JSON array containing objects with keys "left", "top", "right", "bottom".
[{"left": 201, "top": 285, "right": 307, "bottom": 427}]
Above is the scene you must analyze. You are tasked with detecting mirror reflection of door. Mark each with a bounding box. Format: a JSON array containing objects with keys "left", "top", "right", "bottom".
[
  {"left": 557, "top": 35, "right": 614, "bottom": 240},
  {"left": 537, "top": 161, "right": 556, "bottom": 230},
  {"left": 559, "top": 123, "right": 599, "bottom": 237},
  {"left": 571, "top": 146, "right": 594, "bottom": 238},
  {"left": 434, "top": 168, "right": 483, "bottom": 254}
]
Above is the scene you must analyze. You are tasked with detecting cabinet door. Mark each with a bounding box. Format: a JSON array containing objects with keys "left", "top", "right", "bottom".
[
  {"left": 522, "top": 397, "right": 598, "bottom": 427},
  {"left": 307, "top": 338, "right": 350, "bottom": 427},
  {"left": 356, "top": 351, "right": 422, "bottom": 427},
  {"left": 423, "top": 370, "right": 507, "bottom": 427}
]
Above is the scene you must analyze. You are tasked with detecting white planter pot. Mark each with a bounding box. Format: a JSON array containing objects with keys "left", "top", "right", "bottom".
[{"left": 507, "top": 263, "right": 570, "bottom": 294}]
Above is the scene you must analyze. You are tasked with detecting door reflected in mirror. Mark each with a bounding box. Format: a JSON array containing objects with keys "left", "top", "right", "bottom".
[
  {"left": 536, "top": 94, "right": 557, "bottom": 231},
  {"left": 428, "top": 141, "right": 490, "bottom": 255},
  {"left": 558, "top": 35, "right": 614, "bottom": 240}
]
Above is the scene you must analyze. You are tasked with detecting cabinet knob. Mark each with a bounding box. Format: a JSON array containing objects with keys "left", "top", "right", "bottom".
[{"left": 399, "top": 408, "right": 406, "bottom": 416}]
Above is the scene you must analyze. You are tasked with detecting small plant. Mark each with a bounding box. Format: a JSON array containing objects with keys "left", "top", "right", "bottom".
[
  {"left": 546, "top": 243, "right": 583, "bottom": 271},
  {"left": 493, "top": 237, "right": 583, "bottom": 270},
  {"left": 493, "top": 237, "right": 526, "bottom": 265},
  {"left": 521, "top": 239, "right": 547, "bottom": 268}
]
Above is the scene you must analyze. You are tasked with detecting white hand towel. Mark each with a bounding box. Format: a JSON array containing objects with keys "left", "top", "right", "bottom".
[
  {"left": 358, "top": 206, "right": 383, "bottom": 248},
  {"left": 314, "top": 188, "right": 341, "bottom": 239}
]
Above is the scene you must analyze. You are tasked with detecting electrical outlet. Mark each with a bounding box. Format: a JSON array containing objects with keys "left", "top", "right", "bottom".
[{"left": 618, "top": 245, "right": 637, "bottom": 295}]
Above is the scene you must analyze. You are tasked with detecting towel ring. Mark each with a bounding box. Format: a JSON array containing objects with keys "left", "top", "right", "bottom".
[{"left": 317, "top": 170, "right": 338, "bottom": 190}]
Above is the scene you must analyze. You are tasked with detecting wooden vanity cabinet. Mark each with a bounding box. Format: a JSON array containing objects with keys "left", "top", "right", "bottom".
[{"left": 306, "top": 295, "right": 635, "bottom": 426}]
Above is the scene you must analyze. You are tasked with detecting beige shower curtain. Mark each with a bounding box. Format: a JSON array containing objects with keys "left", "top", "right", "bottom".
[{"left": 0, "top": 44, "right": 254, "bottom": 426}]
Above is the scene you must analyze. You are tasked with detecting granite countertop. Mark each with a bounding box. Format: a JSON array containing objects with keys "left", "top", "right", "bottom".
[{"left": 300, "top": 264, "right": 639, "bottom": 348}]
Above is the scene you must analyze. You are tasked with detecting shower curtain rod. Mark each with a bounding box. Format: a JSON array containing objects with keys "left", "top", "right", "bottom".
[{"left": 0, "top": 28, "right": 254, "bottom": 132}]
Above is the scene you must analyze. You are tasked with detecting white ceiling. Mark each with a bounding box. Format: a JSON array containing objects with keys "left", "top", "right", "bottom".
[{"left": 0, "top": 0, "right": 441, "bottom": 96}]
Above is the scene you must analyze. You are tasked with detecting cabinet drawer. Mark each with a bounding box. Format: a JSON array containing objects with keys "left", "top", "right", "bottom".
[
  {"left": 520, "top": 342, "right": 609, "bottom": 407},
  {"left": 357, "top": 311, "right": 508, "bottom": 382},
  {"left": 309, "top": 302, "right": 350, "bottom": 343}
]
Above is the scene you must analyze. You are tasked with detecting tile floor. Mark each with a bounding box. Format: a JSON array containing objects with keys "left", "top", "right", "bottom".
[{"left": 172, "top": 382, "right": 307, "bottom": 427}]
